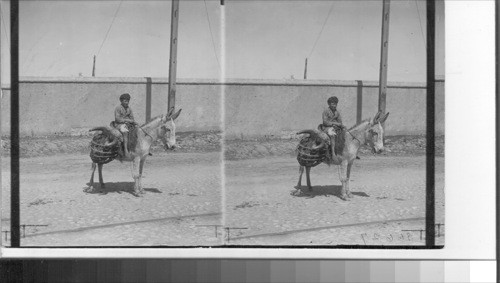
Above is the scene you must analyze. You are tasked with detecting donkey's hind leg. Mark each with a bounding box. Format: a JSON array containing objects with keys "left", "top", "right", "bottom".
[
  {"left": 296, "top": 166, "right": 304, "bottom": 189},
  {"left": 292, "top": 165, "right": 309, "bottom": 196},
  {"left": 97, "top": 163, "right": 105, "bottom": 190},
  {"left": 85, "top": 162, "right": 97, "bottom": 193},
  {"left": 293, "top": 165, "right": 305, "bottom": 195},
  {"left": 305, "top": 166, "right": 312, "bottom": 191}
]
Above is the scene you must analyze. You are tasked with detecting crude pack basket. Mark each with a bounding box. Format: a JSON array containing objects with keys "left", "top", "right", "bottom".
[
  {"left": 90, "top": 133, "right": 119, "bottom": 164},
  {"left": 296, "top": 136, "right": 328, "bottom": 167}
]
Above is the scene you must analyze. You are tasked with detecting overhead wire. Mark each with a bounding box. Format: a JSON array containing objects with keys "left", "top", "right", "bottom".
[
  {"left": 203, "top": 0, "right": 221, "bottom": 69},
  {"left": 96, "top": 0, "right": 123, "bottom": 58},
  {"left": 0, "top": 4, "right": 10, "bottom": 55},
  {"left": 307, "top": 2, "right": 335, "bottom": 59},
  {"left": 414, "top": 0, "right": 426, "bottom": 47}
]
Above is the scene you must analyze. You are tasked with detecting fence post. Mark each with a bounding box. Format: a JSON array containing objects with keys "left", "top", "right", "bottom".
[
  {"left": 356, "top": 80, "right": 363, "bottom": 124},
  {"left": 303, "top": 58, "right": 308, "bottom": 79},
  {"left": 145, "top": 77, "right": 152, "bottom": 122}
]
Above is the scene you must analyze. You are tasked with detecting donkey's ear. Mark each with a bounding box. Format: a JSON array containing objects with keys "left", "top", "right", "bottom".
[
  {"left": 373, "top": 111, "right": 382, "bottom": 123},
  {"left": 170, "top": 109, "right": 182, "bottom": 121},
  {"left": 159, "top": 114, "right": 168, "bottom": 123},
  {"left": 379, "top": 112, "right": 390, "bottom": 124},
  {"left": 368, "top": 117, "right": 375, "bottom": 126},
  {"left": 166, "top": 107, "right": 175, "bottom": 118}
]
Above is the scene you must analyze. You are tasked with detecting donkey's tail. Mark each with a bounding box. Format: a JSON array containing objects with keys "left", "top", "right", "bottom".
[{"left": 90, "top": 126, "right": 112, "bottom": 135}]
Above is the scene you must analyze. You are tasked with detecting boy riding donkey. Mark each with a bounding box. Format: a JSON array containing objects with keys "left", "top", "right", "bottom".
[
  {"left": 113, "top": 93, "right": 139, "bottom": 158},
  {"left": 319, "top": 96, "right": 360, "bottom": 159},
  {"left": 320, "top": 96, "right": 346, "bottom": 159}
]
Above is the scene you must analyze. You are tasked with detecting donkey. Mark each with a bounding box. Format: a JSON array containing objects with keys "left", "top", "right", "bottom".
[
  {"left": 85, "top": 108, "right": 182, "bottom": 196},
  {"left": 296, "top": 111, "right": 389, "bottom": 200}
]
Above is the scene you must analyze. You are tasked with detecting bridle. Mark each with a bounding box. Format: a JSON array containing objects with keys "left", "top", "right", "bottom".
[
  {"left": 346, "top": 121, "right": 380, "bottom": 146},
  {"left": 139, "top": 116, "right": 171, "bottom": 141},
  {"left": 364, "top": 122, "right": 383, "bottom": 148}
]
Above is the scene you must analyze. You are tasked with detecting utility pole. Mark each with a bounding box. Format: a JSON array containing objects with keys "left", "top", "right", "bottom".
[
  {"left": 168, "top": 0, "right": 179, "bottom": 112},
  {"left": 92, "top": 55, "right": 96, "bottom": 77},
  {"left": 303, "top": 58, "right": 308, "bottom": 79},
  {"left": 378, "top": 0, "right": 390, "bottom": 115}
]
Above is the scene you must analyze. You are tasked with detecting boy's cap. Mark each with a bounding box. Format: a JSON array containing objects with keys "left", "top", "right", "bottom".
[
  {"left": 120, "top": 93, "right": 131, "bottom": 100},
  {"left": 327, "top": 96, "right": 339, "bottom": 104}
]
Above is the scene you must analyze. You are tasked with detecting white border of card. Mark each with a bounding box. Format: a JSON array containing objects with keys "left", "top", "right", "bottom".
[{"left": 1, "top": 1, "right": 496, "bottom": 259}]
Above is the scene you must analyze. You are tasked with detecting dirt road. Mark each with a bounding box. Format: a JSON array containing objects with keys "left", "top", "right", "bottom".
[
  {"left": 1, "top": 149, "right": 444, "bottom": 247},
  {"left": 224, "top": 155, "right": 445, "bottom": 246},
  {"left": 1, "top": 152, "right": 223, "bottom": 246}
]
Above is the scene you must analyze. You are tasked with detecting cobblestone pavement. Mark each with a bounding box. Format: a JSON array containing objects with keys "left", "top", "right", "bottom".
[
  {"left": 1, "top": 152, "right": 222, "bottom": 246},
  {"left": 224, "top": 155, "right": 445, "bottom": 246}
]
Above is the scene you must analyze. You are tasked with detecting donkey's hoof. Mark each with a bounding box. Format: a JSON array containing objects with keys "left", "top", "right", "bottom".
[
  {"left": 347, "top": 192, "right": 353, "bottom": 198},
  {"left": 339, "top": 195, "right": 348, "bottom": 201}
]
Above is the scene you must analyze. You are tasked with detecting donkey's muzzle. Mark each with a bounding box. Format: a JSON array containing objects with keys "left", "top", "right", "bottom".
[{"left": 165, "top": 144, "right": 176, "bottom": 151}]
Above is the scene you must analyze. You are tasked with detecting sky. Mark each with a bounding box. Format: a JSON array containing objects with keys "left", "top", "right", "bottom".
[{"left": 1, "top": 0, "right": 444, "bottom": 84}]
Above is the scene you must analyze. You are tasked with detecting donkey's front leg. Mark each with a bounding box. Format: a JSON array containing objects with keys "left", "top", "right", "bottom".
[
  {"left": 131, "top": 157, "right": 142, "bottom": 196},
  {"left": 138, "top": 158, "right": 146, "bottom": 194},
  {"left": 345, "top": 161, "right": 353, "bottom": 198},
  {"left": 337, "top": 160, "right": 349, "bottom": 200}
]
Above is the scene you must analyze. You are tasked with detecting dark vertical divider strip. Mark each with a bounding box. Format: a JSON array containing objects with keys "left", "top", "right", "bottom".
[
  {"left": 10, "top": 0, "right": 20, "bottom": 248},
  {"left": 425, "top": 0, "right": 436, "bottom": 246},
  {"left": 496, "top": 0, "right": 499, "bottom": 279}
]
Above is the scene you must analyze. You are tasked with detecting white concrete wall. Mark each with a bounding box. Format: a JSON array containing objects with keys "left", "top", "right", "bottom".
[{"left": 1, "top": 77, "right": 444, "bottom": 137}]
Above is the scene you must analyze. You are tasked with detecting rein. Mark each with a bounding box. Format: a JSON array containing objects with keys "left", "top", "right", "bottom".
[
  {"left": 139, "top": 126, "right": 155, "bottom": 141},
  {"left": 346, "top": 129, "right": 362, "bottom": 145}
]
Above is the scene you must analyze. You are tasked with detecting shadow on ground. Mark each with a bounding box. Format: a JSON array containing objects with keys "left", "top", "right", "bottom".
[
  {"left": 83, "top": 182, "right": 160, "bottom": 196},
  {"left": 291, "top": 185, "right": 370, "bottom": 199}
]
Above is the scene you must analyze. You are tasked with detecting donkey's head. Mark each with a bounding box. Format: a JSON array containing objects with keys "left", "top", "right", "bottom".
[
  {"left": 158, "top": 108, "right": 182, "bottom": 150},
  {"left": 365, "top": 111, "right": 390, "bottom": 154}
]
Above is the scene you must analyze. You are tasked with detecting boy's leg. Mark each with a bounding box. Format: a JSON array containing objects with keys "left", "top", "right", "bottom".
[
  {"left": 120, "top": 124, "right": 130, "bottom": 157},
  {"left": 326, "top": 127, "right": 337, "bottom": 157},
  {"left": 331, "top": 136, "right": 336, "bottom": 157},
  {"left": 123, "top": 133, "right": 129, "bottom": 157}
]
